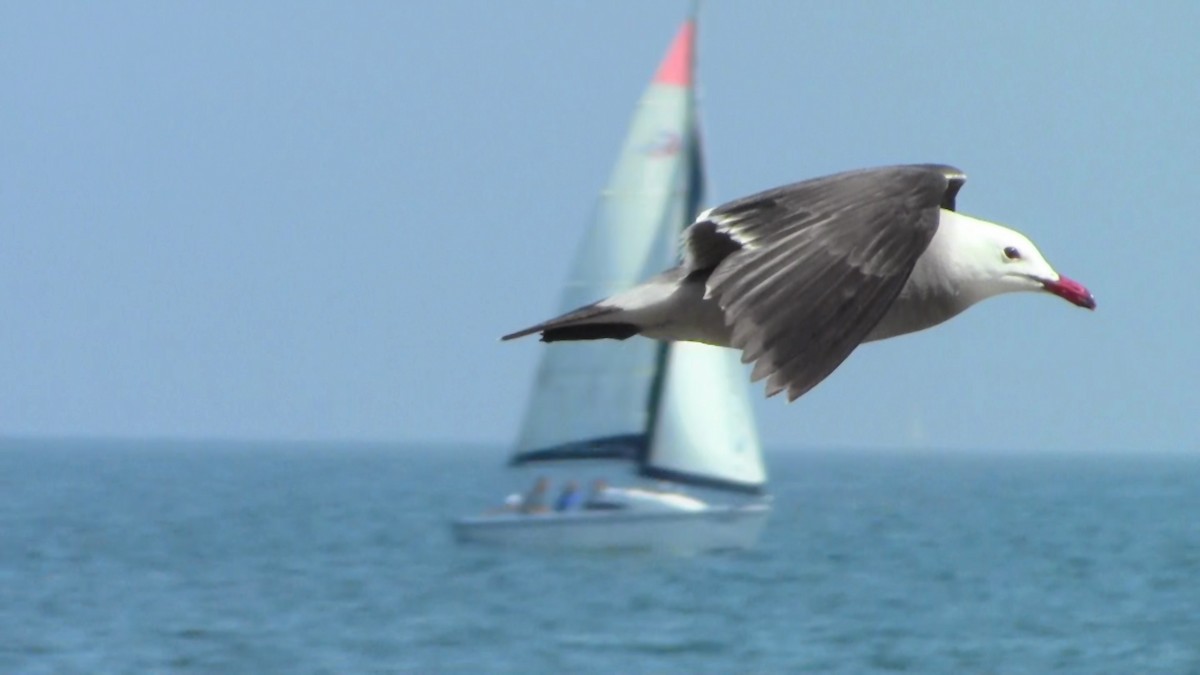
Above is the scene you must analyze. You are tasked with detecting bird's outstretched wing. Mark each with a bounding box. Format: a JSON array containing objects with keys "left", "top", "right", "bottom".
[{"left": 683, "top": 164, "right": 966, "bottom": 400}]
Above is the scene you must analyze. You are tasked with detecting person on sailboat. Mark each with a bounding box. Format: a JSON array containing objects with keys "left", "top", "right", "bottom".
[
  {"left": 519, "top": 476, "right": 551, "bottom": 514},
  {"left": 554, "top": 481, "right": 582, "bottom": 511}
]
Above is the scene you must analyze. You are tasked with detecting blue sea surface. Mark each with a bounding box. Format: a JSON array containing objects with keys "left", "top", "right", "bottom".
[{"left": 1, "top": 439, "right": 1197, "bottom": 674}]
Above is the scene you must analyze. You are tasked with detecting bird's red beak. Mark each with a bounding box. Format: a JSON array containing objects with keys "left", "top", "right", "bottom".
[{"left": 1043, "top": 275, "right": 1096, "bottom": 310}]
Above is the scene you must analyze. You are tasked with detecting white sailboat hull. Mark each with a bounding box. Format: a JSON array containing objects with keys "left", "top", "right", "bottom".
[{"left": 452, "top": 503, "right": 770, "bottom": 553}]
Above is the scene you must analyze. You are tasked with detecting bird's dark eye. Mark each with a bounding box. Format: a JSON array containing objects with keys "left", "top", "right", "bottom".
[{"left": 1004, "top": 246, "right": 1021, "bottom": 260}]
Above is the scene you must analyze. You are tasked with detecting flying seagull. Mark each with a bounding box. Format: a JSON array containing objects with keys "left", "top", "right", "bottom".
[{"left": 503, "top": 164, "right": 1095, "bottom": 401}]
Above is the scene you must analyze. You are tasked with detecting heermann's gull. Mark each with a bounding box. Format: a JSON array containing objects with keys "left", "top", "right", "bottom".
[{"left": 503, "top": 164, "right": 1095, "bottom": 401}]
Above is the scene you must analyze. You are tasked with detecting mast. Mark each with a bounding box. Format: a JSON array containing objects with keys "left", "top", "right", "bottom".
[
  {"left": 510, "top": 17, "right": 698, "bottom": 467},
  {"left": 511, "top": 12, "right": 766, "bottom": 496},
  {"left": 638, "top": 15, "right": 768, "bottom": 495},
  {"left": 635, "top": 17, "right": 699, "bottom": 472}
]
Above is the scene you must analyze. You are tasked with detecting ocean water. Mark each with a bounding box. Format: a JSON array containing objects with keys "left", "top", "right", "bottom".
[{"left": 1, "top": 440, "right": 1197, "bottom": 674}]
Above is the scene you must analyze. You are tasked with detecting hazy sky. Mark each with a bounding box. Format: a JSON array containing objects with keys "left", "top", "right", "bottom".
[{"left": 2, "top": 1, "right": 1197, "bottom": 452}]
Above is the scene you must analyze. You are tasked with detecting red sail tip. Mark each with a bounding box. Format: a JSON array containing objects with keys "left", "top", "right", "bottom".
[{"left": 653, "top": 20, "right": 695, "bottom": 86}]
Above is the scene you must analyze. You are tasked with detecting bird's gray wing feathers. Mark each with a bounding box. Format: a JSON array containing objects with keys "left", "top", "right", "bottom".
[{"left": 688, "top": 164, "right": 964, "bottom": 401}]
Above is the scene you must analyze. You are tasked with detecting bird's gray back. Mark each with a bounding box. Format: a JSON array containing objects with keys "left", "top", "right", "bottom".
[{"left": 678, "top": 164, "right": 966, "bottom": 399}]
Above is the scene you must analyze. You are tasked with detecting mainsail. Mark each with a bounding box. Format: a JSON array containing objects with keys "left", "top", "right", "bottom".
[{"left": 510, "top": 18, "right": 766, "bottom": 494}]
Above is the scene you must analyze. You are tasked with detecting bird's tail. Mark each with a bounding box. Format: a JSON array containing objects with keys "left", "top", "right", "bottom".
[{"left": 501, "top": 303, "right": 640, "bottom": 343}]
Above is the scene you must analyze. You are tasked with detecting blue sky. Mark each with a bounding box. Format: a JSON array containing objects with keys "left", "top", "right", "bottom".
[{"left": 2, "top": 1, "right": 1196, "bottom": 452}]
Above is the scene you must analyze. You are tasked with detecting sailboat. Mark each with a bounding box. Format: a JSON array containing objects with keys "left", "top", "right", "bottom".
[{"left": 453, "top": 15, "right": 770, "bottom": 552}]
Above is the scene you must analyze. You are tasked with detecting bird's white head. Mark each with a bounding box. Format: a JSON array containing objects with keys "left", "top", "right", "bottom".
[{"left": 939, "top": 210, "right": 1096, "bottom": 310}]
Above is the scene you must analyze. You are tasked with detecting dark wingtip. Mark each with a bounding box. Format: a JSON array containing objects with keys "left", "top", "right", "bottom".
[
  {"left": 542, "top": 323, "right": 639, "bottom": 342},
  {"left": 923, "top": 164, "right": 967, "bottom": 211},
  {"left": 907, "top": 163, "right": 967, "bottom": 211}
]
